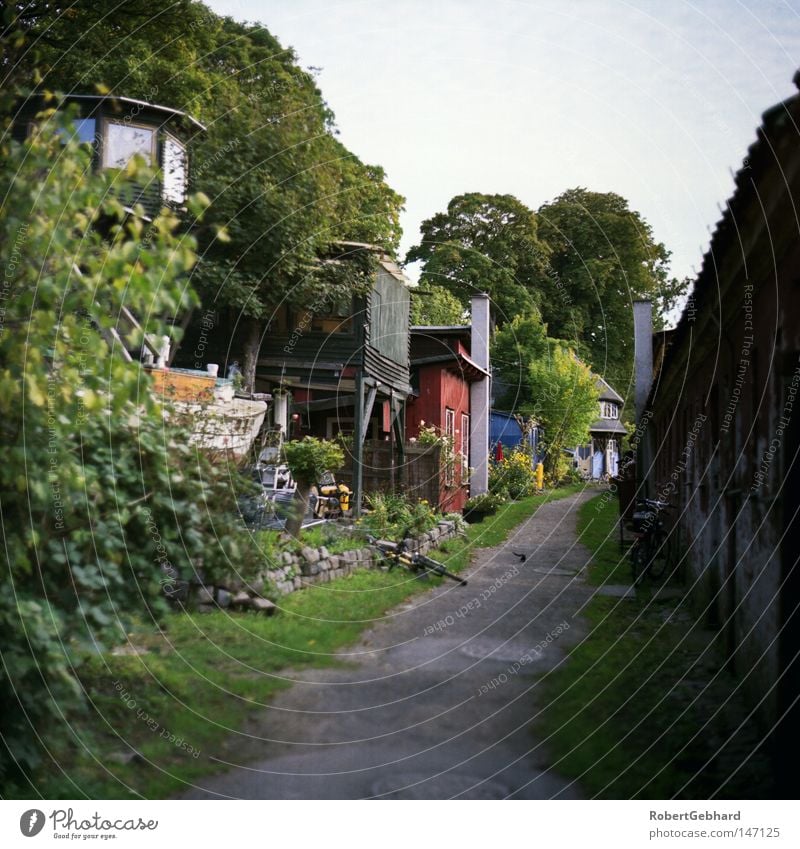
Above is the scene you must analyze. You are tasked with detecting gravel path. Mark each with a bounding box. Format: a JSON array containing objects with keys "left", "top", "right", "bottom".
[{"left": 183, "top": 489, "right": 600, "bottom": 799}]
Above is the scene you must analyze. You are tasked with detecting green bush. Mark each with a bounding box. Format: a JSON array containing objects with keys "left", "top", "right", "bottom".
[
  {"left": 359, "top": 493, "right": 440, "bottom": 539},
  {"left": 463, "top": 492, "right": 506, "bottom": 513},
  {"left": 489, "top": 448, "right": 538, "bottom": 499},
  {"left": 0, "top": 104, "right": 256, "bottom": 779}
]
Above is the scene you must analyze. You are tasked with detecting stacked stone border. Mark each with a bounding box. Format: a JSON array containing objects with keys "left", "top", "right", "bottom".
[{"left": 185, "top": 520, "right": 462, "bottom": 616}]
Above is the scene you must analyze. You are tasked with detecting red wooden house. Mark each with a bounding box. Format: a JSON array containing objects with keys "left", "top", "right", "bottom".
[{"left": 407, "top": 317, "right": 490, "bottom": 512}]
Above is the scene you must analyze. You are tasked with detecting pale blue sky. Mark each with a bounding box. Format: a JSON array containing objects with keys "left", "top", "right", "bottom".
[{"left": 206, "top": 0, "right": 800, "bottom": 289}]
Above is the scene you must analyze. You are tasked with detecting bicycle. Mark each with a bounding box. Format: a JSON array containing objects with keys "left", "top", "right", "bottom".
[
  {"left": 629, "top": 498, "right": 677, "bottom": 584},
  {"left": 367, "top": 534, "right": 468, "bottom": 586}
]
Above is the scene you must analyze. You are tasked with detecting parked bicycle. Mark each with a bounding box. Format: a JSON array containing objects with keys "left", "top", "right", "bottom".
[
  {"left": 367, "top": 534, "right": 467, "bottom": 586},
  {"left": 629, "top": 498, "right": 677, "bottom": 583}
]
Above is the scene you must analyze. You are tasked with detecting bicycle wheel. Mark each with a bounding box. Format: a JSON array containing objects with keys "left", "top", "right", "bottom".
[
  {"left": 630, "top": 537, "right": 650, "bottom": 584},
  {"left": 647, "top": 530, "right": 670, "bottom": 579}
]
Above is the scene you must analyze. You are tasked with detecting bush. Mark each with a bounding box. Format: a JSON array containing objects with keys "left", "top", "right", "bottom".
[
  {"left": 464, "top": 492, "right": 506, "bottom": 513},
  {"left": 359, "top": 493, "right": 440, "bottom": 539},
  {"left": 489, "top": 449, "right": 538, "bottom": 499},
  {"left": 0, "top": 105, "right": 256, "bottom": 778}
]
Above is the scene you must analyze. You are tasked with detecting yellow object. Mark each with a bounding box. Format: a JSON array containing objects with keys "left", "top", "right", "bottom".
[{"left": 535, "top": 462, "right": 544, "bottom": 490}]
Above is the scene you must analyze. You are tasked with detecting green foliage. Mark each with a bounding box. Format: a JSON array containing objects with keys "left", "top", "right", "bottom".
[
  {"left": 491, "top": 310, "right": 549, "bottom": 408},
  {"left": 409, "top": 187, "right": 688, "bottom": 393},
  {"left": 488, "top": 449, "right": 539, "bottom": 499},
  {"left": 7, "top": 1, "right": 406, "bottom": 386},
  {"left": 0, "top": 105, "right": 255, "bottom": 778},
  {"left": 283, "top": 437, "right": 345, "bottom": 487},
  {"left": 521, "top": 343, "right": 599, "bottom": 484},
  {"left": 463, "top": 492, "right": 506, "bottom": 513},
  {"left": 406, "top": 193, "right": 551, "bottom": 324},
  {"left": 537, "top": 187, "right": 689, "bottom": 389},
  {"left": 409, "top": 284, "right": 466, "bottom": 325},
  {"left": 359, "top": 493, "right": 440, "bottom": 539}
]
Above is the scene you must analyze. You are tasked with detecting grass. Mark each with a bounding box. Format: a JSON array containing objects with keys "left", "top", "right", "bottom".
[
  {"left": 535, "top": 491, "right": 775, "bottom": 799},
  {"left": 24, "top": 484, "right": 584, "bottom": 799}
]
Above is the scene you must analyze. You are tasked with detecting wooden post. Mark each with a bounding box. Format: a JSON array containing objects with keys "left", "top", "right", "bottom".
[{"left": 353, "top": 369, "right": 365, "bottom": 517}]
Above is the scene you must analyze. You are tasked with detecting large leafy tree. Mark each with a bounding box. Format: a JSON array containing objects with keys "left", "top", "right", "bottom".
[
  {"left": 409, "top": 283, "right": 466, "bottom": 325},
  {"left": 536, "top": 187, "right": 689, "bottom": 391},
  {"left": 406, "top": 193, "right": 551, "bottom": 325},
  {"left": 491, "top": 310, "right": 549, "bottom": 409},
  {"left": 6, "top": 1, "right": 405, "bottom": 388}
]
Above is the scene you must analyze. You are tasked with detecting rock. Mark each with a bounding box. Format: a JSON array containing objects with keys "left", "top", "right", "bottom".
[
  {"left": 215, "top": 589, "right": 232, "bottom": 608},
  {"left": 195, "top": 586, "right": 214, "bottom": 605},
  {"left": 319, "top": 546, "right": 330, "bottom": 560},
  {"left": 250, "top": 597, "right": 277, "bottom": 615},
  {"left": 293, "top": 576, "right": 302, "bottom": 589},
  {"left": 310, "top": 561, "right": 322, "bottom": 576},
  {"left": 328, "top": 555, "right": 340, "bottom": 570},
  {"left": 301, "top": 546, "right": 320, "bottom": 564},
  {"left": 196, "top": 603, "right": 215, "bottom": 614},
  {"left": 282, "top": 551, "right": 294, "bottom": 566},
  {"left": 232, "top": 591, "right": 251, "bottom": 608},
  {"left": 317, "top": 559, "right": 330, "bottom": 572}
]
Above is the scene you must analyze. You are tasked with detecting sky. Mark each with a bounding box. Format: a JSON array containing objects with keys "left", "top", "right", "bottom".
[{"left": 205, "top": 0, "right": 800, "bottom": 288}]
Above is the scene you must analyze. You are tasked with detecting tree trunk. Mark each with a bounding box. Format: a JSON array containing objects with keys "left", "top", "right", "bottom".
[
  {"left": 241, "top": 316, "right": 261, "bottom": 393},
  {"left": 285, "top": 482, "right": 312, "bottom": 539}
]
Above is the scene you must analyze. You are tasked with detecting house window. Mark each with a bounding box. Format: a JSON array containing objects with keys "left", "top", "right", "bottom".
[
  {"left": 600, "top": 401, "right": 618, "bottom": 419},
  {"left": 162, "top": 134, "right": 187, "bottom": 205},
  {"left": 309, "top": 295, "right": 353, "bottom": 334},
  {"left": 103, "top": 121, "right": 156, "bottom": 169},
  {"left": 460, "top": 413, "right": 470, "bottom": 483},
  {"left": 444, "top": 408, "right": 455, "bottom": 486},
  {"left": 56, "top": 118, "right": 96, "bottom": 146}
]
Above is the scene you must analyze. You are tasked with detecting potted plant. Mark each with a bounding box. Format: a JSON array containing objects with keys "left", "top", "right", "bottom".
[{"left": 462, "top": 492, "right": 506, "bottom": 524}]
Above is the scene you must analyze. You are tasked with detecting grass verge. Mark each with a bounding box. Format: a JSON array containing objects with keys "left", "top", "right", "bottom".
[
  {"left": 24, "top": 484, "right": 583, "bottom": 799},
  {"left": 535, "top": 492, "right": 775, "bottom": 798}
]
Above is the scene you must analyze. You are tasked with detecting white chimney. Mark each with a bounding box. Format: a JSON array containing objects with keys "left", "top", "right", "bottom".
[
  {"left": 633, "top": 300, "right": 653, "bottom": 424},
  {"left": 469, "top": 294, "right": 491, "bottom": 495}
]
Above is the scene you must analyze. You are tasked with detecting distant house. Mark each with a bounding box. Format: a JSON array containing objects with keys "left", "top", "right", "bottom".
[
  {"left": 12, "top": 93, "right": 204, "bottom": 218},
  {"left": 490, "top": 410, "right": 539, "bottom": 458},
  {"left": 249, "top": 245, "right": 412, "bottom": 509},
  {"left": 407, "top": 312, "right": 490, "bottom": 512},
  {"left": 635, "top": 73, "right": 800, "bottom": 777},
  {"left": 575, "top": 377, "right": 627, "bottom": 479}
]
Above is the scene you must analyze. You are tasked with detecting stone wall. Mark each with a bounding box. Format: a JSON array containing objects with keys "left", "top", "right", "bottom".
[{"left": 188, "top": 519, "right": 462, "bottom": 614}]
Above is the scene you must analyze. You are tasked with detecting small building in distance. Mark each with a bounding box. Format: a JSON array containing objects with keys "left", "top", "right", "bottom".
[{"left": 575, "top": 377, "right": 627, "bottom": 480}]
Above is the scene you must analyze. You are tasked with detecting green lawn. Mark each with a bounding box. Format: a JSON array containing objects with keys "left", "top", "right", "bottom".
[
  {"left": 535, "top": 492, "right": 775, "bottom": 799},
  {"left": 26, "top": 484, "right": 583, "bottom": 799}
]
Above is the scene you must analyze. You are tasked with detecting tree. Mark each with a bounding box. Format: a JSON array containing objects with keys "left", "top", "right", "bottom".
[
  {"left": 409, "top": 284, "right": 466, "bottom": 325},
  {"left": 536, "top": 187, "right": 689, "bottom": 392},
  {"left": 406, "top": 193, "right": 551, "bottom": 325},
  {"left": 283, "top": 437, "right": 344, "bottom": 538},
  {"left": 0, "top": 103, "right": 257, "bottom": 777},
  {"left": 6, "top": 1, "right": 406, "bottom": 389},
  {"left": 490, "top": 310, "right": 549, "bottom": 409},
  {"left": 521, "top": 344, "right": 599, "bottom": 483}
]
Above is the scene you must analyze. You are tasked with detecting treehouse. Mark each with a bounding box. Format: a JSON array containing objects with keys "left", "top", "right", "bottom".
[
  {"left": 11, "top": 93, "right": 205, "bottom": 218},
  {"left": 255, "top": 245, "right": 412, "bottom": 508}
]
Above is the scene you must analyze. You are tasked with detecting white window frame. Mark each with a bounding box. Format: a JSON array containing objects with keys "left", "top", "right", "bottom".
[
  {"left": 444, "top": 408, "right": 456, "bottom": 486},
  {"left": 102, "top": 120, "right": 156, "bottom": 169},
  {"left": 460, "top": 412, "right": 470, "bottom": 483}
]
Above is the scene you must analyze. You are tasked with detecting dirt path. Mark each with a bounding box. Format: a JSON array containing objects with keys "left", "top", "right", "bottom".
[{"left": 183, "top": 489, "right": 600, "bottom": 799}]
